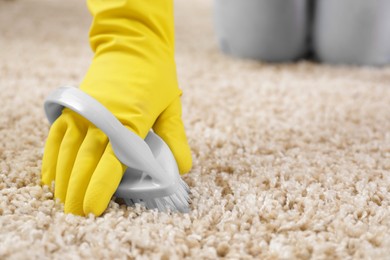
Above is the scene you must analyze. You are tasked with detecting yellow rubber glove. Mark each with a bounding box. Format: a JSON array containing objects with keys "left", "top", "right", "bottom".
[{"left": 41, "top": 0, "right": 192, "bottom": 216}]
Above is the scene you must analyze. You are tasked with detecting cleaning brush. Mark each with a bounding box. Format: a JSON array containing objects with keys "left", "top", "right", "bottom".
[{"left": 44, "top": 86, "right": 190, "bottom": 213}]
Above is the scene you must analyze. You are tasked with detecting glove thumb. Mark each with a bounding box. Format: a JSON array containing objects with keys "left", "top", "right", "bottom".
[{"left": 152, "top": 96, "right": 192, "bottom": 174}]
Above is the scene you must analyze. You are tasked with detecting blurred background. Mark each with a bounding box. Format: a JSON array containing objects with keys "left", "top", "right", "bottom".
[
  {"left": 214, "top": 0, "right": 390, "bottom": 66},
  {"left": 2, "top": 0, "right": 390, "bottom": 72}
]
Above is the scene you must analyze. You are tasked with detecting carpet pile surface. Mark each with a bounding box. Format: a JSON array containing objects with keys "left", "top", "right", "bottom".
[{"left": 1, "top": 0, "right": 390, "bottom": 258}]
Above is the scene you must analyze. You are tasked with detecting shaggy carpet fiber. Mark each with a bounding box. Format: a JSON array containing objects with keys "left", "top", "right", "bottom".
[{"left": 1, "top": 0, "right": 390, "bottom": 259}]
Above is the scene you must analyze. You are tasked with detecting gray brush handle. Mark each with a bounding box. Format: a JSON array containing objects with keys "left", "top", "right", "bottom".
[{"left": 44, "top": 86, "right": 166, "bottom": 184}]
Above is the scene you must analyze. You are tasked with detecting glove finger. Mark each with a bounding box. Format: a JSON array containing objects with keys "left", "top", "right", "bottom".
[
  {"left": 83, "top": 143, "right": 126, "bottom": 216},
  {"left": 152, "top": 96, "right": 192, "bottom": 174},
  {"left": 41, "top": 117, "right": 67, "bottom": 186},
  {"left": 64, "top": 127, "right": 108, "bottom": 215},
  {"left": 55, "top": 111, "right": 87, "bottom": 203}
]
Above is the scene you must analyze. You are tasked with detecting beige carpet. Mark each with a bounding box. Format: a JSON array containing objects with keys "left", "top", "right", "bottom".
[{"left": 1, "top": 0, "right": 390, "bottom": 259}]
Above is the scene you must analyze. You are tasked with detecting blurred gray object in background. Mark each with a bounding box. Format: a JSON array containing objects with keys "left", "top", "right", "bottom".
[
  {"left": 214, "top": 0, "right": 390, "bottom": 66},
  {"left": 313, "top": 0, "right": 390, "bottom": 66},
  {"left": 214, "top": 0, "right": 309, "bottom": 62}
]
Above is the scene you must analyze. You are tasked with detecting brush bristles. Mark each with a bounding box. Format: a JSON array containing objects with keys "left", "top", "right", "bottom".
[{"left": 123, "top": 179, "right": 191, "bottom": 213}]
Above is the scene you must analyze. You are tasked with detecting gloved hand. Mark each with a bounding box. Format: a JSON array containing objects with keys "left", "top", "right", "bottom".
[{"left": 41, "top": 0, "right": 192, "bottom": 216}]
